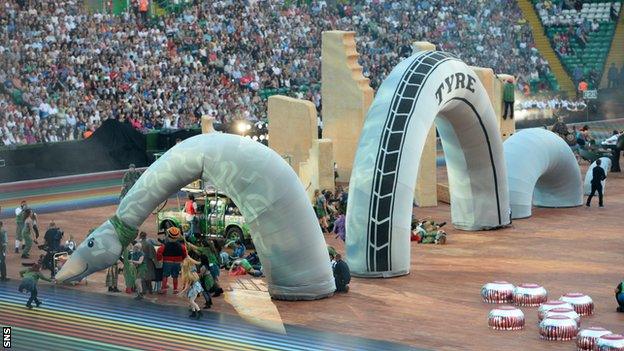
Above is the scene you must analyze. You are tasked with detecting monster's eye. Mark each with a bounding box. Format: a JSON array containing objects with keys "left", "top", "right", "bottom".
[{"left": 88, "top": 239, "right": 94, "bottom": 248}]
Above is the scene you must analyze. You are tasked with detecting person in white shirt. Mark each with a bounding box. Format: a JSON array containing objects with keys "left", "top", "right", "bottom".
[{"left": 602, "top": 131, "right": 623, "bottom": 146}]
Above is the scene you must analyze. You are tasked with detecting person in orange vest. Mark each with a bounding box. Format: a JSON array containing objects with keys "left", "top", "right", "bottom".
[
  {"left": 139, "top": 0, "right": 148, "bottom": 23},
  {"left": 578, "top": 79, "right": 589, "bottom": 98},
  {"left": 184, "top": 194, "right": 198, "bottom": 240}
]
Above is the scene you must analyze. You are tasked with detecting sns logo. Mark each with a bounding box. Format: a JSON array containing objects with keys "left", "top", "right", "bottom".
[{"left": 2, "top": 327, "right": 10, "bottom": 349}]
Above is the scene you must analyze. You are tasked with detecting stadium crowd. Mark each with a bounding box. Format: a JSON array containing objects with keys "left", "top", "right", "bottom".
[{"left": 0, "top": 0, "right": 552, "bottom": 146}]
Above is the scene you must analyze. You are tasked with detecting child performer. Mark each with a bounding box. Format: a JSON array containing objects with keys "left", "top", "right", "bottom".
[{"left": 179, "top": 256, "right": 204, "bottom": 319}]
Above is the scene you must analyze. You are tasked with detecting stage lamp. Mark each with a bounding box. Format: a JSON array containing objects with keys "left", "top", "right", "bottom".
[
  {"left": 259, "top": 134, "right": 265, "bottom": 141},
  {"left": 252, "top": 135, "right": 258, "bottom": 141},
  {"left": 236, "top": 121, "right": 248, "bottom": 134}
]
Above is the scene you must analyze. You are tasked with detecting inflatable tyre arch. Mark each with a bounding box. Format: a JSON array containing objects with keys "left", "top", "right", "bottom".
[
  {"left": 346, "top": 51, "right": 510, "bottom": 278},
  {"left": 504, "top": 128, "right": 583, "bottom": 219}
]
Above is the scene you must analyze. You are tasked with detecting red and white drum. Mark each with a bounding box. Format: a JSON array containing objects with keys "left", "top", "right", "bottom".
[
  {"left": 538, "top": 300, "right": 574, "bottom": 320},
  {"left": 560, "top": 293, "right": 594, "bottom": 316},
  {"left": 576, "top": 327, "right": 612, "bottom": 351},
  {"left": 513, "top": 283, "right": 548, "bottom": 306},
  {"left": 596, "top": 334, "right": 624, "bottom": 351},
  {"left": 544, "top": 307, "right": 581, "bottom": 325},
  {"left": 487, "top": 306, "right": 525, "bottom": 330},
  {"left": 539, "top": 315, "right": 579, "bottom": 341},
  {"left": 481, "top": 281, "right": 515, "bottom": 304}
]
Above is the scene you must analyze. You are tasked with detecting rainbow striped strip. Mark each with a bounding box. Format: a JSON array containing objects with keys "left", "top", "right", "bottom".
[
  {"left": 0, "top": 282, "right": 419, "bottom": 351},
  {"left": 0, "top": 170, "right": 129, "bottom": 219}
]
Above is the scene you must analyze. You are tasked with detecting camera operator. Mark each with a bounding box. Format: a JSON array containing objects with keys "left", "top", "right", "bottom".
[{"left": 42, "top": 222, "right": 63, "bottom": 278}]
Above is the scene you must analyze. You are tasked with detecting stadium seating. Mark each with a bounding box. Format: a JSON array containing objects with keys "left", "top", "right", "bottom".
[{"left": 534, "top": 1, "right": 622, "bottom": 87}]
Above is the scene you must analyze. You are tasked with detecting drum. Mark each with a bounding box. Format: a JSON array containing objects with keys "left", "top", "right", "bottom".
[
  {"left": 539, "top": 315, "right": 579, "bottom": 341},
  {"left": 544, "top": 307, "right": 581, "bottom": 325},
  {"left": 538, "top": 300, "right": 574, "bottom": 320},
  {"left": 597, "top": 334, "right": 624, "bottom": 351},
  {"left": 481, "top": 281, "right": 515, "bottom": 304},
  {"left": 560, "top": 293, "right": 594, "bottom": 316},
  {"left": 513, "top": 283, "right": 548, "bottom": 306},
  {"left": 487, "top": 306, "right": 525, "bottom": 330},
  {"left": 576, "top": 327, "right": 612, "bottom": 351}
]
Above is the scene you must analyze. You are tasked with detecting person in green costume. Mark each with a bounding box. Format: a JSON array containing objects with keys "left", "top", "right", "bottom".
[
  {"left": 503, "top": 78, "right": 515, "bottom": 120},
  {"left": 130, "top": 242, "right": 147, "bottom": 300},
  {"left": 231, "top": 258, "right": 262, "bottom": 277},
  {"left": 122, "top": 245, "right": 136, "bottom": 294},
  {"left": 120, "top": 164, "right": 141, "bottom": 200},
  {"left": 19, "top": 263, "right": 52, "bottom": 309},
  {"left": 21, "top": 209, "right": 35, "bottom": 259},
  {"left": 189, "top": 240, "right": 223, "bottom": 297}
]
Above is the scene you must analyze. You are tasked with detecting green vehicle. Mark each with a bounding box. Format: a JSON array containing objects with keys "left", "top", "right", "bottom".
[{"left": 157, "top": 185, "right": 252, "bottom": 244}]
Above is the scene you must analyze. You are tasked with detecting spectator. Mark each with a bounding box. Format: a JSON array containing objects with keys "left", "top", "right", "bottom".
[
  {"left": 0, "top": 0, "right": 554, "bottom": 148},
  {"left": 608, "top": 63, "right": 619, "bottom": 89},
  {"left": 577, "top": 79, "right": 589, "bottom": 98}
]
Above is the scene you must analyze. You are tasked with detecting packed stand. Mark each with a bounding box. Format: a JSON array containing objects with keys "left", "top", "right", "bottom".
[
  {"left": 0, "top": 0, "right": 554, "bottom": 147},
  {"left": 535, "top": 1, "right": 622, "bottom": 87}
]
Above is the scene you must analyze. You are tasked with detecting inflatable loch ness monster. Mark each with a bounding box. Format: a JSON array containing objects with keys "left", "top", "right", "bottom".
[{"left": 55, "top": 133, "right": 336, "bottom": 301}]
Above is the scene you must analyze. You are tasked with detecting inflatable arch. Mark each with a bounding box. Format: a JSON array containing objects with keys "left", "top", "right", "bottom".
[
  {"left": 56, "top": 133, "right": 336, "bottom": 300},
  {"left": 504, "top": 128, "right": 583, "bottom": 219},
  {"left": 346, "top": 51, "right": 510, "bottom": 278},
  {"left": 584, "top": 157, "right": 611, "bottom": 195}
]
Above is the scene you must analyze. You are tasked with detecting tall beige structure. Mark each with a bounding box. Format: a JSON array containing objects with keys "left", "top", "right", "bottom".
[
  {"left": 267, "top": 95, "right": 334, "bottom": 198},
  {"left": 299, "top": 139, "right": 335, "bottom": 199},
  {"left": 321, "top": 31, "right": 374, "bottom": 182},
  {"left": 412, "top": 41, "right": 438, "bottom": 207},
  {"left": 267, "top": 95, "right": 318, "bottom": 175},
  {"left": 471, "top": 67, "right": 516, "bottom": 141}
]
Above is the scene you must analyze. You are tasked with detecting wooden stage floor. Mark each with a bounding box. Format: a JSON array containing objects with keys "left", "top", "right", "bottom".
[{"left": 2, "top": 166, "right": 624, "bottom": 350}]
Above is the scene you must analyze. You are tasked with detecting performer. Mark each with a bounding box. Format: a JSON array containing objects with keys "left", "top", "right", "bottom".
[
  {"left": 184, "top": 194, "right": 198, "bottom": 240},
  {"left": 130, "top": 242, "right": 147, "bottom": 300},
  {"left": 333, "top": 254, "right": 351, "bottom": 293},
  {"left": 14, "top": 201, "right": 27, "bottom": 254},
  {"left": 138, "top": 232, "right": 156, "bottom": 293},
  {"left": 156, "top": 227, "right": 187, "bottom": 294},
  {"left": 122, "top": 245, "right": 136, "bottom": 294},
  {"left": 18, "top": 263, "right": 52, "bottom": 309},
  {"left": 178, "top": 256, "right": 204, "bottom": 319},
  {"left": 105, "top": 257, "right": 122, "bottom": 293},
  {"left": 616, "top": 280, "right": 624, "bottom": 312},
  {"left": 586, "top": 158, "right": 607, "bottom": 207},
  {"left": 120, "top": 164, "right": 141, "bottom": 200},
  {"left": 503, "top": 78, "right": 515, "bottom": 119},
  {"left": 20, "top": 209, "right": 35, "bottom": 259},
  {"left": 0, "top": 221, "right": 8, "bottom": 281}
]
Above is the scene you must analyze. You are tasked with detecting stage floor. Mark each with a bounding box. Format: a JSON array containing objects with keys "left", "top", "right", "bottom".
[{"left": 2, "top": 165, "right": 624, "bottom": 350}]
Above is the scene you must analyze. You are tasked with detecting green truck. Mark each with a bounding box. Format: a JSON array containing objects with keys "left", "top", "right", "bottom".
[{"left": 157, "top": 186, "right": 252, "bottom": 244}]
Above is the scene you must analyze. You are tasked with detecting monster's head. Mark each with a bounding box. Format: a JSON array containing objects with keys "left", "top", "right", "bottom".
[{"left": 55, "top": 220, "right": 123, "bottom": 283}]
